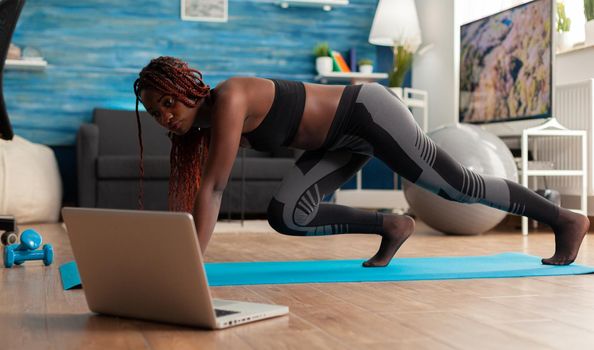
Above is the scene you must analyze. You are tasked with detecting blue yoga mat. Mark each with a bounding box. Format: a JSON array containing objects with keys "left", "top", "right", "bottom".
[
  {"left": 59, "top": 261, "right": 82, "bottom": 290},
  {"left": 204, "top": 253, "right": 594, "bottom": 286},
  {"left": 59, "top": 253, "right": 594, "bottom": 290}
]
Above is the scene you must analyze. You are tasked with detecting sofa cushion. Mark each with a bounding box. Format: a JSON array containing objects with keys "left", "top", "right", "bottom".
[
  {"left": 221, "top": 181, "right": 283, "bottom": 214},
  {"left": 97, "top": 155, "right": 170, "bottom": 179},
  {"left": 93, "top": 108, "right": 171, "bottom": 156},
  {"left": 230, "top": 157, "right": 295, "bottom": 180},
  {"left": 242, "top": 148, "right": 271, "bottom": 158},
  {"left": 0, "top": 135, "right": 62, "bottom": 223},
  {"left": 97, "top": 180, "right": 169, "bottom": 210},
  {"left": 99, "top": 155, "right": 295, "bottom": 181},
  {"left": 270, "top": 147, "right": 296, "bottom": 158}
]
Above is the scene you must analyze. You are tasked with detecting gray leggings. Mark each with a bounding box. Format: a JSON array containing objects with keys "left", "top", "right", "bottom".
[{"left": 267, "top": 83, "right": 560, "bottom": 236}]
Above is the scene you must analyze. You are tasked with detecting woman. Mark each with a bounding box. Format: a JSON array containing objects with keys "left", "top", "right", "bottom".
[{"left": 133, "top": 56, "right": 589, "bottom": 267}]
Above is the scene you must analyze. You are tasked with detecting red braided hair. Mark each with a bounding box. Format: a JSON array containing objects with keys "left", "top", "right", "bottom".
[{"left": 133, "top": 56, "right": 211, "bottom": 212}]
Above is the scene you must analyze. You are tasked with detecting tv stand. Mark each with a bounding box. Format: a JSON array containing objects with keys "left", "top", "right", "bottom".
[{"left": 519, "top": 118, "right": 588, "bottom": 235}]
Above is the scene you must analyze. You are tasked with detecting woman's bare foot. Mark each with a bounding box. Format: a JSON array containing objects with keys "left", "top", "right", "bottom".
[
  {"left": 542, "top": 209, "right": 590, "bottom": 265},
  {"left": 363, "top": 214, "right": 415, "bottom": 267}
]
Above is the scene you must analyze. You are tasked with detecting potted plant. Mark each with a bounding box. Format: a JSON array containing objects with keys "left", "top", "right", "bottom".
[
  {"left": 313, "top": 42, "right": 333, "bottom": 75},
  {"left": 358, "top": 58, "right": 373, "bottom": 74},
  {"left": 388, "top": 45, "right": 415, "bottom": 90},
  {"left": 556, "top": 2, "right": 573, "bottom": 52},
  {"left": 585, "top": 0, "right": 594, "bottom": 45}
]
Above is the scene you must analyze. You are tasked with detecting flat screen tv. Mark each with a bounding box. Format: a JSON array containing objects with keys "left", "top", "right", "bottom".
[{"left": 459, "top": 0, "right": 553, "bottom": 126}]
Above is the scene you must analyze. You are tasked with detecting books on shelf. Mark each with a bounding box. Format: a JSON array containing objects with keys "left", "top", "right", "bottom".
[
  {"left": 330, "top": 50, "right": 351, "bottom": 73},
  {"left": 348, "top": 47, "right": 357, "bottom": 72}
]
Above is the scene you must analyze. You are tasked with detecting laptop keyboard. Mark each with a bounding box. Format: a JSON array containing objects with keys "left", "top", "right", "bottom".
[{"left": 215, "top": 308, "right": 240, "bottom": 317}]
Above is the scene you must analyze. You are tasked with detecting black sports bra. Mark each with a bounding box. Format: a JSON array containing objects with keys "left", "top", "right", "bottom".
[{"left": 241, "top": 79, "right": 305, "bottom": 152}]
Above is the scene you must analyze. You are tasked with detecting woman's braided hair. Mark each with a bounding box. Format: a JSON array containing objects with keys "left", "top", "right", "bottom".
[{"left": 133, "top": 56, "right": 211, "bottom": 212}]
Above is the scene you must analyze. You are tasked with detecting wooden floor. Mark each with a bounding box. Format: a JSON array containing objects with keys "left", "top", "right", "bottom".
[{"left": 2, "top": 218, "right": 594, "bottom": 350}]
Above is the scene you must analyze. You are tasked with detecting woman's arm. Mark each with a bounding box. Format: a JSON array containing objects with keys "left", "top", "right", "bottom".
[{"left": 193, "top": 81, "right": 246, "bottom": 253}]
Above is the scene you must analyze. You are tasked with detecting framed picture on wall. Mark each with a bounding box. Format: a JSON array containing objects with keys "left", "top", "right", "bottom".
[{"left": 181, "top": 0, "right": 228, "bottom": 22}]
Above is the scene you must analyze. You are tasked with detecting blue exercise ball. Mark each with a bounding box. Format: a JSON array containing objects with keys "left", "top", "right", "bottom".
[{"left": 403, "top": 124, "right": 518, "bottom": 235}]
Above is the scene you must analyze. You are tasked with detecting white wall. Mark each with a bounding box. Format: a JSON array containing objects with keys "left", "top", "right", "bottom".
[
  {"left": 412, "top": 0, "right": 456, "bottom": 132},
  {"left": 412, "top": 0, "right": 592, "bottom": 135},
  {"left": 413, "top": 0, "right": 534, "bottom": 133}
]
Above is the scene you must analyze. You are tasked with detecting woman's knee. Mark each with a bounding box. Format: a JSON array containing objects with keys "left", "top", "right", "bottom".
[{"left": 266, "top": 197, "right": 305, "bottom": 236}]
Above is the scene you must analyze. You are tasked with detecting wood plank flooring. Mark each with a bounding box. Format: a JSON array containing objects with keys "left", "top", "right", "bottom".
[{"left": 2, "top": 218, "right": 594, "bottom": 350}]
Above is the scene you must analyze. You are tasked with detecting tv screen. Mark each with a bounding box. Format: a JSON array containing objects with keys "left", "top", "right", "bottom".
[{"left": 459, "top": 0, "right": 553, "bottom": 124}]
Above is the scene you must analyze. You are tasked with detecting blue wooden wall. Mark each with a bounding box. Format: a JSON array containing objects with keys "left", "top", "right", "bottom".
[
  {"left": 7, "top": 0, "right": 379, "bottom": 146},
  {"left": 6, "top": 0, "right": 400, "bottom": 204}
]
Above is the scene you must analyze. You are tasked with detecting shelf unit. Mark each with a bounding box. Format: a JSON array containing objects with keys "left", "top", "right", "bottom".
[
  {"left": 520, "top": 118, "right": 588, "bottom": 235},
  {"left": 278, "top": 0, "right": 348, "bottom": 11},
  {"left": 315, "top": 72, "right": 388, "bottom": 85},
  {"left": 5, "top": 58, "right": 47, "bottom": 71}
]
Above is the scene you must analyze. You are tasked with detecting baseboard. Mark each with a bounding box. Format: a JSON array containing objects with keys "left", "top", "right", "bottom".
[
  {"left": 495, "top": 213, "right": 594, "bottom": 233},
  {"left": 560, "top": 194, "right": 593, "bottom": 216}
]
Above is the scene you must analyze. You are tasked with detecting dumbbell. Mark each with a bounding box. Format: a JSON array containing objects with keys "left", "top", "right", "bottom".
[
  {"left": 4, "top": 229, "right": 53, "bottom": 268},
  {"left": 0, "top": 215, "right": 18, "bottom": 245}
]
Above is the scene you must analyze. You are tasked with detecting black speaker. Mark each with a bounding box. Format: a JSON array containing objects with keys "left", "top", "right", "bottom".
[{"left": 536, "top": 188, "right": 561, "bottom": 206}]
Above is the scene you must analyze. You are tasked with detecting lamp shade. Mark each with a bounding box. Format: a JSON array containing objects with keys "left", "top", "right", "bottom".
[{"left": 369, "top": 0, "right": 422, "bottom": 51}]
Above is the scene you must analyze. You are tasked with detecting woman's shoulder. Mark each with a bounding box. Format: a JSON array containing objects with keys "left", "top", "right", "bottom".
[
  {"left": 214, "top": 76, "right": 268, "bottom": 92},
  {"left": 214, "top": 77, "right": 275, "bottom": 103},
  {"left": 210, "top": 78, "right": 260, "bottom": 112},
  {"left": 211, "top": 78, "right": 250, "bottom": 106}
]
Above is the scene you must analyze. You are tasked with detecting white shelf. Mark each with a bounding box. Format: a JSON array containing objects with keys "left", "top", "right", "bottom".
[
  {"left": 519, "top": 170, "right": 585, "bottom": 176},
  {"left": 556, "top": 42, "right": 594, "bottom": 56},
  {"left": 279, "top": 0, "right": 348, "bottom": 11},
  {"left": 5, "top": 58, "right": 48, "bottom": 71},
  {"left": 520, "top": 118, "right": 588, "bottom": 235},
  {"left": 406, "top": 100, "right": 425, "bottom": 108},
  {"left": 523, "top": 129, "right": 585, "bottom": 136},
  {"left": 315, "top": 72, "right": 388, "bottom": 84}
]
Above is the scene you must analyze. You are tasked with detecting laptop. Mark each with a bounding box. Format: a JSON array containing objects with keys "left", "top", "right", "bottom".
[{"left": 61, "top": 207, "right": 288, "bottom": 329}]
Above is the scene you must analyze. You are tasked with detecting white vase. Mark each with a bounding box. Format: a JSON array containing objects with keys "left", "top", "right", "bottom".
[
  {"left": 586, "top": 20, "right": 594, "bottom": 47},
  {"left": 556, "top": 31, "right": 573, "bottom": 52},
  {"left": 316, "top": 57, "right": 333, "bottom": 74},
  {"left": 359, "top": 65, "right": 373, "bottom": 74}
]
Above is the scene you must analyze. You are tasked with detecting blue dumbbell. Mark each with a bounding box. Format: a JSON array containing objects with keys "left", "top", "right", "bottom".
[{"left": 3, "top": 229, "right": 53, "bottom": 268}]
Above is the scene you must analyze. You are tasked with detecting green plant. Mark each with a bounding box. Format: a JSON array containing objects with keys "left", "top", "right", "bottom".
[
  {"left": 389, "top": 46, "right": 414, "bottom": 88},
  {"left": 313, "top": 42, "right": 331, "bottom": 57},
  {"left": 557, "top": 2, "right": 571, "bottom": 32},
  {"left": 358, "top": 58, "right": 373, "bottom": 66},
  {"left": 585, "top": 0, "right": 594, "bottom": 21}
]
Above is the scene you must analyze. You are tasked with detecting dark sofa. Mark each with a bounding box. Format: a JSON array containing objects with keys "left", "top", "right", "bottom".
[{"left": 77, "top": 108, "right": 297, "bottom": 216}]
